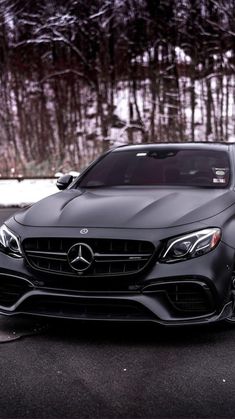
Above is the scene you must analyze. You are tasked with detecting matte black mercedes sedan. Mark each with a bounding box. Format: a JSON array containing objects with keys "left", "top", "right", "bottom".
[{"left": 1, "top": 142, "right": 235, "bottom": 325}]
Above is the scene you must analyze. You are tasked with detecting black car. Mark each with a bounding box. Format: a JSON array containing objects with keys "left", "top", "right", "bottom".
[{"left": 1, "top": 142, "right": 235, "bottom": 325}]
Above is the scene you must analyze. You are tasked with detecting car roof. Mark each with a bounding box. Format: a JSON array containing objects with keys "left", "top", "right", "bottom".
[{"left": 112, "top": 142, "right": 232, "bottom": 153}]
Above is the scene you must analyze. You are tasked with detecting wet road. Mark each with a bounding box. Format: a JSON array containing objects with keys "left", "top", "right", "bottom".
[{"left": 0, "top": 208, "right": 235, "bottom": 419}]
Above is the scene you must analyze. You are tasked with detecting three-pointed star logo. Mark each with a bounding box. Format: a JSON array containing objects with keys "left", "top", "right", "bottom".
[{"left": 67, "top": 243, "right": 94, "bottom": 272}]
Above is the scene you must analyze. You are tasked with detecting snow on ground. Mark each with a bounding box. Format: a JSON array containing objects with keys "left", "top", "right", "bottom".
[
  {"left": 0, "top": 171, "right": 81, "bottom": 207},
  {"left": 0, "top": 179, "right": 58, "bottom": 207}
]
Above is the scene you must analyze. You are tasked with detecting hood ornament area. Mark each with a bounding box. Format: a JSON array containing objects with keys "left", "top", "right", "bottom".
[
  {"left": 67, "top": 243, "right": 94, "bottom": 272},
  {"left": 80, "top": 228, "right": 88, "bottom": 235}
]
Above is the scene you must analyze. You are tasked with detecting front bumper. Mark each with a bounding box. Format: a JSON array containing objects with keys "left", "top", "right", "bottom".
[
  {"left": 0, "top": 235, "right": 234, "bottom": 325},
  {"left": 0, "top": 279, "right": 233, "bottom": 326}
]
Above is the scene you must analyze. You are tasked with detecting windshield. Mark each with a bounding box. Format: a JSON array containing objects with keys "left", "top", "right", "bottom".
[{"left": 78, "top": 148, "right": 231, "bottom": 188}]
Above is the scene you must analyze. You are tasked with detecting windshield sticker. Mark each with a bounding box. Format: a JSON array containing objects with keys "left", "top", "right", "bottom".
[
  {"left": 212, "top": 167, "right": 229, "bottom": 184},
  {"left": 212, "top": 167, "right": 229, "bottom": 175},
  {"left": 215, "top": 170, "right": 225, "bottom": 176},
  {"left": 213, "top": 178, "right": 226, "bottom": 183}
]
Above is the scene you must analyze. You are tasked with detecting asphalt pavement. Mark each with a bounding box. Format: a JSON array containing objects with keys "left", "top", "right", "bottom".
[{"left": 0, "top": 208, "right": 235, "bottom": 419}]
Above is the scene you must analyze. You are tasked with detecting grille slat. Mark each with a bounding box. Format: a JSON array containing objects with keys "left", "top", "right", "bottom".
[
  {"left": 27, "top": 251, "right": 67, "bottom": 257},
  {"left": 95, "top": 257, "right": 150, "bottom": 263},
  {"left": 23, "top": 238, "right": 155, "bottom": 277},
  {"left": 28, "top": 254, "right": 67, "bottom": 262}
]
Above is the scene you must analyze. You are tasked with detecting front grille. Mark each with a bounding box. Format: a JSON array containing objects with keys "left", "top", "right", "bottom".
[
  {"left": 19, "top": 295, "right": 154, "bottom": 320},
  {"left": 23, "top": 238, "right": 155, "bottom": 277},
  {"left": 166, "top": 283, "right": 214, "bottom": 314},
  {"left": 0, "top": 276, "right": 32, "bottom": 307}
]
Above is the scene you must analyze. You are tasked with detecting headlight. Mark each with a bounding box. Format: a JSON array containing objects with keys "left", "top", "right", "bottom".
[
  {"left": 0, "top": 225, "right": 22, "bottom": 257},
  {"left": 160, "top": 228, "right": 221, "bottom": 263}
]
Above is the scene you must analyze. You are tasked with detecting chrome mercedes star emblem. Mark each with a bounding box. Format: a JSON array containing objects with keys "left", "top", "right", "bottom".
[{"left": 67, "top": 243, "right": 94, "bottom": 272}]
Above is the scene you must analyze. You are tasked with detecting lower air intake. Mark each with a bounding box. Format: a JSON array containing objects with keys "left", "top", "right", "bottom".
[
  {"left": 166, "top": 283, "right": 214, "bottom": 314},
  {"left": 0, "top": 276, "right": 32, "bottom": 307},
  {"left": 19, "top": 295, "right": 154, "bottom": 320}
]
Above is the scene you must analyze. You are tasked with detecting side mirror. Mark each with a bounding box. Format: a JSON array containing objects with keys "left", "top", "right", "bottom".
[{"left": 56, "top": 174, "right": 74, "bottom": 190}]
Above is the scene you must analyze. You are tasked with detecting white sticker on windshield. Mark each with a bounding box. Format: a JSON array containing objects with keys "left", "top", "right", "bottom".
[
  {"left": 215, "top": 170, "right": 225, "bottom": 176},
  {"left": 213, "top": 167, "right": 229, "bottom": 175},
  {"left": 136, "top": 153, "right": 147, "bottom": 157},
  {"left": 212, "top": 167, "right": 229, "bottom": 184},
  {"left": 213, "top": 178, "right": 226, "bottom": 183}
]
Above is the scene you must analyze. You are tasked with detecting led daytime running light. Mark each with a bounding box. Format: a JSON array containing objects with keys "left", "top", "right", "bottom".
[
  {"left": 161, "top": 228, "right": 221, "bottom": 262},
  {"left": 0, "top": 225, "right": 22, "bottom": 256}
]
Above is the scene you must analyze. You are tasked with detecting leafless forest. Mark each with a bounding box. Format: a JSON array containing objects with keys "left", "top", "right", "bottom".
[{"left": 0, "top": 0, "right": 235, "bottom": 175}]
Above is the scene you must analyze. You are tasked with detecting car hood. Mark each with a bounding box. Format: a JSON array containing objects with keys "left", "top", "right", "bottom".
[{"left": 14, "top": 187, "right": 235, "bottom": 229}]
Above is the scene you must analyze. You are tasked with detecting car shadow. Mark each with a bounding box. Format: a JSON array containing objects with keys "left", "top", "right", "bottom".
[
  {"left": 0, "top": 314, "right": 234, "bottom": 346},
  {"left": 47, "top": 317, "right": 235, "bottom": 345}
]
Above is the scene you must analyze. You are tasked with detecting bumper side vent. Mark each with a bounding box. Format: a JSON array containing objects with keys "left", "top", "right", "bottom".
[
  {"left": 166, "top": 283, "right": 214, "bottom": 314},
  {"left": 0, "top": 276, "right": 32, "bottom": 307}
]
